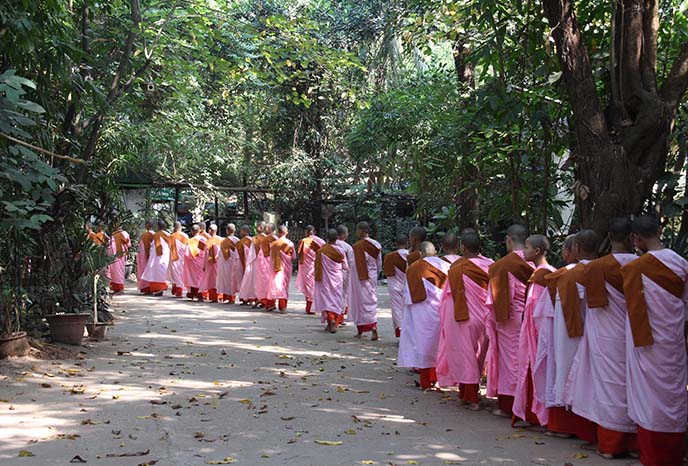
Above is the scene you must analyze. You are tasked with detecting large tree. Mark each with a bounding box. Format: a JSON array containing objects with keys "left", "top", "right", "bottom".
[{"left": 542, "top": 0, "right": 688, "bottom": 233}]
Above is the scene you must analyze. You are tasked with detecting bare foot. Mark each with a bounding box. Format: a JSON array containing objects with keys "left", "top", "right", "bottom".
[
  {"left": 464, "top": 403, "right": 480, "bottom": 411},
  {"left": 596, "top": 451, "right": 615, "bottom": 460},
  {"left": 371, "top": 329, "right": 379, "bottom": 341}
]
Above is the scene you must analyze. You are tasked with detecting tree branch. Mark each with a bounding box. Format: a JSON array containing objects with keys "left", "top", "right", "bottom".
[{"left": 660, "top": 41, "right": 688, "bottom": 109}]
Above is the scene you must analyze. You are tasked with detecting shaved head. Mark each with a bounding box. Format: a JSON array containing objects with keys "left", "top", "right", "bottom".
[
  {"left": 145, "top": 219, "right": 154, "bottom": 229},
  {"left": 305, "top": 225, "right": 315, "bottom": 234},
  {"left": 395, "top": 234, "right": 409, "bottom": 248},
  {"left": 506, "top": 224, "right": 529, "bottom": 244},
  {"left": 526, "top": 234, "right": 550, "bottom": 253},
  {"left": 357, "top": 221, "right": 370, "bottom": 233},
  {"left": 327, "top": 228, "right": 338, "bottom": 243},
  {"left": 442, "top": 233, "right": 460, "bottom": 253},
  {"left": 209, "top": 223, "right": 218, "bottom": 232},
  {"left": 574, "top": 229, "right": 601, "bottom": 255},
  {"left": 174, "top": 221, "right": 182, "bottom": 231},
  {"left": 226, "top": 223, "right": 236, "bottom": 234},
  {"left": 460, "top": 232, "right": 481, "bottom": 253},
  {"left": 337, "top": 225, "right": 348, "bottom": 240},
  {"left": 409, "top": 227, "right": 427, "bottom": 242},
  {"left": 632, "top": 215, "right": 661, "bottom": 239},
  {"left": 277, "top": 225, "right": 288, "bottom": 236},
  {"left": 199, "top": 222, "right": 206, "bottom": 231},
  {"left": 192, "top": 224, "right": 200, "bottom": 234},
  {"left": 609, "top": 217, "right": 632, "bottom": 242},
  {"left": 418, "top": 241, "right": 436, "bottom": 257},
  {"left": 563, "top": 234, "right": 576, "bottom": 251}
]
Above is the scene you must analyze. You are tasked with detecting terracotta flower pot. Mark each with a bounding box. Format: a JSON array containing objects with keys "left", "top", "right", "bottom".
[
  {"left": 0, "top": 331, "right": 30, "bottom": 358},
  {"left": 45, "top": 314, "right": 90, "bottom": 345}
]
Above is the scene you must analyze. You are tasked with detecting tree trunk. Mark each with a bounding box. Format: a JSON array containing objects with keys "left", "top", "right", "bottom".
[{"left": 541, "top": 0, "right": 688, "bottom": 234}]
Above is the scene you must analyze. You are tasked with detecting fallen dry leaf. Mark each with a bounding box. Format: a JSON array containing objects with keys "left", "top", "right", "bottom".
[
  {"left": 314, "top": 440, "right": 343, "bottom": 446},
  {"left": 206, "top": 457, "right": 235, "bottom": 464},
  {"left": 18, "top": 450, "right": 34, "bottom": 457},
  {"left": 105, "top": 449, "right": 150, "bottom": 457},
  {"left": 572, "top": 453, "right": 588, "bottom": 459},
  {"left": 69, "top": 455, "right": 87, "bottom": 463}
]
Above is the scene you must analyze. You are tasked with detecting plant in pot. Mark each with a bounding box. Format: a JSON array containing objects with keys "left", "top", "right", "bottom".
[{"left": 39, "top": 215, "right": 116, "bottom": 345}]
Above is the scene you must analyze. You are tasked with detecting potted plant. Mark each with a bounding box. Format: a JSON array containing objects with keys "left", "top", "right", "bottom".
[
  {"left": 0, "top": 282, "right": 30, "bottom": 358},
  {"left": 42, "top": 220, "right": 115, "bottom": 345}
]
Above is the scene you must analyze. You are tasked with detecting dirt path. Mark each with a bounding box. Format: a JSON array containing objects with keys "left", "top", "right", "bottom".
[{"left": 0, "top": 283, "right": 629, "bottom": 466}]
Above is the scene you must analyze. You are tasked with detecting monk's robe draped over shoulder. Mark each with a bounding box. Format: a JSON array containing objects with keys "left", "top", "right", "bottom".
[
  {"left": 546, "top": 263, "right": 586, "bottom": 338},
  {"left": 315, "top": 244, "right": 345, "bottom": 282},
  {"left": 622, "top": 252, "right": 685, "bottom": 347},
  {"left": 407, "top": 258, "right": 448, "bottom": 304},
  {"left": 406, "top": 250, "right": 422, "bottom": 267},
  {"left": 261, "top": 234, "right": 276, "bottom": 257},
  {"left": 298, "top": 237, "right": 322, "bottom": 264},
  {"left": 584, "top": 254, "right": 624, "bottom": 308},
  {"left": 352, "top": 239, "right": 380, "bottom": 280},
  {"left": 238, "top": 236, "right": 252, "bottom": 269},
  {"left": 383, "top": 250, "right": 407, "bottom": 277},
  {"left": 169, "top": 231, "right": 188, "bottom": 262},
  {"left": 153, "top": 231, "right": 169, "bottom": 256},
  {"left": 221, "top": 236, "right": 236, "bottom": 260},
  {"left": 489, "top": 252, "right": 534, "bottom": 322},
  {"left": 271, "top": 238, "right": 294, "bottom": 272},
  {"left": 113, "top": 231, "right": 129, "bottom": 256},
  {"left": 449, "top": 257, "right": 489, "bottom": 321},
  {"left": 141, "top": 231, "right": 154, "bottom": 259}
]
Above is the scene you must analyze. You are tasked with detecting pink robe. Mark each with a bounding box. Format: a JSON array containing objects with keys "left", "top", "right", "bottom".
[
  {"left": 107, "top": 231, "right": 130, "bottom": 287},
  {"left": 485, "top": 250, "right": 533, "bottom": 397},
  {"left": 254, "top": 234, "right": 273, "bottom": 300},
  {"left": 624, "top": 249, "right": 688, "bottom": 432},
  {"left": 387, "top": 249, "right": 409, "bottom": 331},
  {"left": 397, "top": 256, "right": 451, "bottom": 368},
  {"left": 136, "top": 230, "right": 154, "bottom": 290},
  {"left": 295, "top": 235, "right": 325, "bottom": 301},
  {"left": 566, "top": 253, "right": 637, "bottom": 433},
  {"left": 200, "top": 235, "right": 221, "bottom": 293},
  {"left": 183, "top": 235, "right": 206, "bottom": 290},
  {"left": 314, "top": 245, "right": 348, "bottom": 320},
  {"left": 512, "top": 263, "right": 556, "bottom": 423},
  {"left": 239, "top": 237, "right": 258, "bottom": 300},
  {"left": 141, "top": 232, "right": 170, "bottom": 284},
  {"left": 217, "top": 236, "right": 239, "bottom": 296},
  {"left": 336, "top": 239, "right": 355, "bottom": 311},
  {"left": 533, "top": 264, "right": 575, "bottom": 409},
  {"left": 441, "top": 254, "right": 461, "bottom": 264},
  {"left": 268, "top": 237, "right": 296, "bottom": 300},
  {"left": 167, "top": 232, "right": 188, "bottom": 288},
  {"left": 232, "top": 238, "right": 248, "bottom": 293},
  {"left": 436, "top": 256, "right": 493, "bottom": 386},
  {"left": 552, "top": 260, "right": 589, "bottom": 407},
  {"left": 349, "top": 238, "right": 382, "bottom": 329}
]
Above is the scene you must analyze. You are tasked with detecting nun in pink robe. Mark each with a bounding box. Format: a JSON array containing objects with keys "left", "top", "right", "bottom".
[
  {"left": 107, "top": 229, "right": 131, "bottom": 293},
  {"left": 200, "top": 232, "right": 221, "bottom": 302},
  {"left": 565, "top": 253, "right": 637, "bottom": 456},
  {"left": 349, "top": 236, "right": 382, "bottom": 335},
  {"left": 512, "top": 263, "right": 556, "bottom": 425},
  {"left": 336, "top": 238, "right": 355, "bottom": 313},
  {"left": 314, "top": 243, "right": 348, "bottom": 327},
  {"left": 217, "top": 234, "right": 239, "bottom": 302},
  {"left": 239, "top": 237, "right": 259, "bottom": 302},
  {"left": 136, "top": 228, "right": 154, "bottom": 293},
  {"left": 436, "top": 255, "right": 492, "bottom": 403},
  {"left": 183, "top": 234, "right": 206, "bottom": 298},
  {"left": 255, "top": 233, "right": 276, "bottom": 306},
  {"left": 167, "top": 229, "right": 188, "bottom": 297},
  {"left": 397, "top": 254, "right": 450, "bottom": 389},
  {"left": 621, "top": 248, "right": 688, "bottom": 466},
  {"left": 485, "top": 249, "right": 534, "bottom": 413},
  {"left": 267, "top": 232, "right": 296, "bottom": 311},
  {"left": 295, "top": 233, "right": 325, "bottom": 313},
  {"left": 383, "top": 248, "right": 409, "bottom": 336},
  {"left": 141, "top": 230, "right": 171, "bottom": 294}
]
